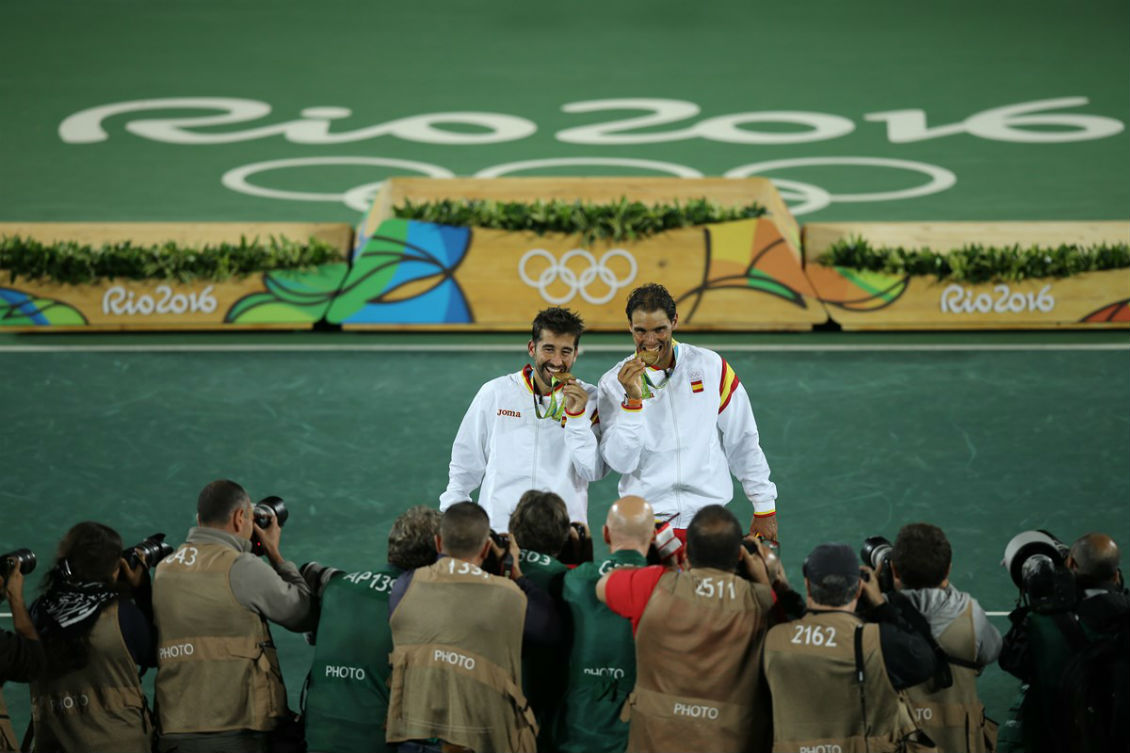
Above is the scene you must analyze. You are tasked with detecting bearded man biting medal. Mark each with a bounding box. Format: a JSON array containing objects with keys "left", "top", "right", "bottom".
[
  {"left": 596, "top": 283, "right": 780, "bottom": 543},
  {"left": 440, "top": 307, "right": 606, "bottom": 531}
]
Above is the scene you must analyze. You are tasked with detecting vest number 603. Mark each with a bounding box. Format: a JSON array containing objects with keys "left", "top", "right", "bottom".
[{"left": 791, "top": 624, "right": 838, "bottom": 647}]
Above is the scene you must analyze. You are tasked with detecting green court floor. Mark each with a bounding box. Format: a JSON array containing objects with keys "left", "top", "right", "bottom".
[{"left": 2, "top": 331, "right": 1127, "bottom": 730}]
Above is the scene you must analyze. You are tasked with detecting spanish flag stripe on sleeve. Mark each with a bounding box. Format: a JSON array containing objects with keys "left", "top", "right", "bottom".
[{"left": 718, "top": 358, "right": 741, "bottom": 414}]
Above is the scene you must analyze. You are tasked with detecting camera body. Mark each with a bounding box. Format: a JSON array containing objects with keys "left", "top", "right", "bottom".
[
  {"left": 1, "top": 548, "right": 37, "bottom": 578},
  {"left": 124, "top": 533, "right": 174, "bottom": 569},
  {"left": 860, "top": 536, "right": 895, "bottom": 593},
  {"left": 1002, "top": 530, "right": 1076, "bottom": 611},
  {"left": 251, "top": 496, "right": 289, "bottom": 557}
]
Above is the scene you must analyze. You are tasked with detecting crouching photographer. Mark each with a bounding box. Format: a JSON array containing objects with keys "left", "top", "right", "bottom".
[
  {"left": 153, "top": 481, "right": 319, "bottom": 753},
  {"left": 881, "top": 523, "right": 1001, "bottom": 753},
  {"left": 28, "top": 523, "right": 164, "bottom": 753},
  {"left": 1, "top": 548, "right": 43, "bottom": 751},
  {"left": 997, "top": 530, "right": 1128, "bottom": 753},
  {"left": 301, "top": 505, "right": 441, "bottom": 753}
]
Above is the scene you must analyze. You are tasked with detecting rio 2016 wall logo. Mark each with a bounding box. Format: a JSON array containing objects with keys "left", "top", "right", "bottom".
[{"left": 59, "top": 97, "right": 1125, "bottom": 215}]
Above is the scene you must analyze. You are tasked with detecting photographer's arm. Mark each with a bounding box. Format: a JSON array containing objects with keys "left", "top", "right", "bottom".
[
  {"left": 230, "top": 553, "right": 316, "bottom": 633},
  {"left": 1, "top": 566, "right": 44, "bottom": 681}
]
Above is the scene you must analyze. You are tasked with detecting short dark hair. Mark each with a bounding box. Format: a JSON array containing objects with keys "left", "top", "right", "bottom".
[
  {"left": 388, "top": 506, "right": 441, "bottom": 570},
  {"left": 892, "top": 523, "right": 952, "bottom": 589},
  {"left": 625, "top": 283, "right": 677, "bottom": 322},
  {"left": 531, "top": 307, "right": 584, "bottom": 347},
  {"left": 197, "top": 480, "right": 252, "bottom": 526},
  {"left": 440, "top": 502, "right": 491, "bottom": 559},
  {"left": 685, "top": 505, "right": 741, "bottom": 571},
  {"left": 510, "top": 490, "right": 570, "bottom": 557},
  {"left": 809, "top": 575, "right": 859, "bottom": 607}
]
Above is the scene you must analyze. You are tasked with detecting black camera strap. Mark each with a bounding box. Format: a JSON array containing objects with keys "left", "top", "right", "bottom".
[{"left": 853, "top": 624, "right": 871, "bottom": 753}]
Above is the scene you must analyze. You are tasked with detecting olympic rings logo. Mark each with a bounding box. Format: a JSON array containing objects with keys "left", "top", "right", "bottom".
[{"left": 518, "top": 248, "right": 638, "bottom": 305}]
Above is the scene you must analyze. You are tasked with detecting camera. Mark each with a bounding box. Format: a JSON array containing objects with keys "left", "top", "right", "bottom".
[
  {"left": 483, "top": 530, "right": 513, "bottom": 576},
  {"left": 860, "top": 536, "right": 895, "bottom": 592},
  {"left": 1002, "top": 530, "right": 1075, "bottom": 610},
  {"left": 647, "top": 518, "right": 684, "bottom": 566},
  {"left": 1, "top": 548, "right": 37, "bottom": 578},
  {"left": 123, "top": 533, "right": 174, "bottom": 569},
  {"left": 251, "top": 496, "right": 289, "bottom": 556}
]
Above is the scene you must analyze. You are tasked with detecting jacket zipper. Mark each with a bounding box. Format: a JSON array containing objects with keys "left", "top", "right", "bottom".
[{"left": 668, "top": 386, "right": 682, "bottom": 524}]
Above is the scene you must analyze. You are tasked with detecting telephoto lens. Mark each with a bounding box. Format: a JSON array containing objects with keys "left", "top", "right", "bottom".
[
  {"left": 251, "top": 496, "right": 289, "bottom": 556},
  {"left": 124, "top": 533, "right": 174, "bottom": 569},
  {"left": 0, "top": 548, "right": 37, "bottom": 577}
]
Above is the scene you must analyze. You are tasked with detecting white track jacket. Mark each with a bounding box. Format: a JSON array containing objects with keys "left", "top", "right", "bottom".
[
  {"left": 441, "top": 365, "right": 604, "bottom": 531},
  {"left": 597, "top": 342, "right": 777, "bottom": 529}
]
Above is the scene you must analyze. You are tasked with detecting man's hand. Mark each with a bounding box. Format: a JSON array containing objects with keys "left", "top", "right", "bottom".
[
  {"left": 119, "top": 553, "right": 147, "bottom": 589},
  {"left": 739, "top": 545, "right": 770, "bottom": 584},
  {"left": 745, "top": 536, "right": 786, "bottom": 587},
  {"left": 617, "top": 358, "right": 646, "bottom": 401},
  {"left": 3, "top": 561, "right": 38, "bottom": 640},
  {"left": 859, "top": 565, "right": 884, "bottom": 606},
  {"left": 563, "top": 382, "right": 589, "bottom": 414},
  {"left": 750, "top": 513, "right": 778, "bottom": 544},
  {"left": 253, "top": 511, "right": 284, "bottom": 566},
  {"left": 506, "top": 533, "right": 523, "bottom": 580},
  {"left": 3, "top": 560, "right": 24, "bottom": 605}
]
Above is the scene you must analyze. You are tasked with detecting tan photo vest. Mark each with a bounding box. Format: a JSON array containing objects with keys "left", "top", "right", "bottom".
[
  {"left": 30, "top": 602, "right": 152, "bottom": 753},
  {"left": 153, "top": 541, "right": 287, "bottom": 735},
  {"left": 903, "top": 602, "right": 997, "bottom": 752},
  {"left": 624, "top": 567, "right": 775, "bottom": 753},
  {"left": 764, "top": 610, "right": 923, "bottom": 753},
  {"left": 386, "top": 558, "right": 538, "bottom": 753}
]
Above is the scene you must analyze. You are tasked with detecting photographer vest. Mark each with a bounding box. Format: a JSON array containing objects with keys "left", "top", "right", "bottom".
[
  {"left": 763, "top": 610, "right": 922, "bottom": 753},
  {"left": 554, "top": 549, "right": 645, "bottom": 753},
  {"left": 623, "top": 567, "right": 774, "bottom": 753},
  {"left": 152, "top": 540, "right": 287, "bottom": 734},
  {"left": 386, "top": 558, "right": 538, "bottom": 753},
  {"left": 0, "top": 690, "right": 16, "bottom": 752},
  {"left": 903, "top": 602, "right": 996, "bottom": 752},
  {"left": 303, "top": 564, "right": 401, "bottom": 753},
  {"left": 30, "top": 602, "right": 152, "bottom": 752}
]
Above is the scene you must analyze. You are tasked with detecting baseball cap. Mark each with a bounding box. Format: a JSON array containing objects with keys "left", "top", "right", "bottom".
[{"left": 803, "top": 543, "right": 861, "bottom": 585}]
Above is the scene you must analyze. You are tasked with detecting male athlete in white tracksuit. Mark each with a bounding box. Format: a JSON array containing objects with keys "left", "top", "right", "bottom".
[
  {"left": 597, "top": 284, "right": 779, "bottom": 539},
  {"left": 441, "top": 308, "right": 605, "bottom": 531}
]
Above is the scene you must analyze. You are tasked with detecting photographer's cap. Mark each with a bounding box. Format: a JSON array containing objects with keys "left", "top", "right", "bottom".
[{"left": 803, "top": 543, "right": 860, "bottom": 585}]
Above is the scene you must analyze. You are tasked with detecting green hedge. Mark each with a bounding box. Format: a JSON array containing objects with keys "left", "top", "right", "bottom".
[
  {"left": 0, "top": 235, "right": 341, "bottom": 285},
  {"left": 391, "top": 197, "right": 766, "bottom": 244},
  {"left": 818, "top": 237, "right": 1130, "bottom": 283}
]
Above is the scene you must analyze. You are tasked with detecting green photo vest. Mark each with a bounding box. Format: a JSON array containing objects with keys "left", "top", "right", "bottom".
[{"left": 303, "top": 563, "right": 401, "bottom": 753}]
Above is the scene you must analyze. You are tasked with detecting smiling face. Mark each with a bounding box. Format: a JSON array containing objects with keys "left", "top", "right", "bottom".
[
  {"left": 528, "top": 329, "right": 579, "bottom": 392},
  {"left": 630, "top": 309, "right": 678, "bottom": 369}
]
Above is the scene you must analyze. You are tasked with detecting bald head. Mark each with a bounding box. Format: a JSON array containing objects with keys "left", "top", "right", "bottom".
[
  {"left": 604, "top": 496, "right": 654, "bottom": 553},
  {"left": 1069, "top": 533, "right": 1121, "bottom": 586}
]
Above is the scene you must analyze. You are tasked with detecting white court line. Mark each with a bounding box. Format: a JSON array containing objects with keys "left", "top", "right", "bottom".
[{"left": 0, "top": 343, "right": 1126, "bottom": 353}]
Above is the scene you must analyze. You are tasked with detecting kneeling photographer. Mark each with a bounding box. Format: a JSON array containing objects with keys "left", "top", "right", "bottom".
[
  {"left": 998, "top": 530, "right": 1128, "bottom": 753},
  {"left": 1, "top": 547, "right": 43, "bottom": 751},
  {"left": 28, "top": 522, "right": 162, "bottom": 753},
  {"left": 880, "top": 523, "right": 1002, "bottom": 753}
]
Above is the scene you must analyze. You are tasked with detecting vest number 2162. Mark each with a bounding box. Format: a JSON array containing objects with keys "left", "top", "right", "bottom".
[{"left": 791, "top": 624, "right": 838, "bottom": 647}]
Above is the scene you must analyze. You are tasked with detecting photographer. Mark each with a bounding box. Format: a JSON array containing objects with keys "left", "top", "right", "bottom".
[
  {"left": 508, "top": 489, "right": 584, "bottom": 750},
  {"left": 1, "top": 551, "right": 43, "bottom": 751},
  {"left": 554, "top": 495, "right": 653, "bottom": 753},
  {"left": 762, "top": 543, "right": 936, "bottom": 752},
  {"left": 999, "top": 532, "right": 1128, "bottom": 753},
  {"left": 887, "top": 523, "right": 1001, "bottom": 752},
  {"left": 385, "top": 502, "right": 558, "bottom": 753},
  {"left": 28, "top": 522, "right": 156, "bottom": 753},
  {"left": 302, "top": 505, "right": 441, "bottom": 753},
  {"left": 595, "top": 504, "right": 788, "bottom": 753},
  {"left": 152, "top": 480, "right": 317, "bottom": 753}
]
